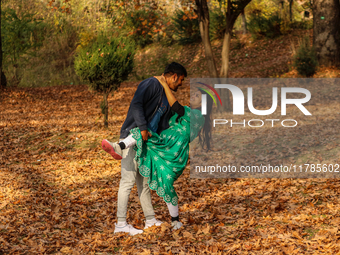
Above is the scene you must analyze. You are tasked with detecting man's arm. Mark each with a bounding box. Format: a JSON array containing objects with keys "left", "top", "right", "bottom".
[{"left": 130, "top": 79, "right": 161, "bottom": 140}]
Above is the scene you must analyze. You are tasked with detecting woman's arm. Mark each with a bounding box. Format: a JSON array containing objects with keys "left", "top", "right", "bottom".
[
  {"left": 154, "top": 75, "right": 185, "bottom": 117},
  {"left": 154, "top": 75, "right": 177, "bottom": 107}
]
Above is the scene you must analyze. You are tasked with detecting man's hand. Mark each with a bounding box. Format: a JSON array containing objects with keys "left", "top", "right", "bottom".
[{"left": 141, "top": 130, "right": 152, "bottom": 141}]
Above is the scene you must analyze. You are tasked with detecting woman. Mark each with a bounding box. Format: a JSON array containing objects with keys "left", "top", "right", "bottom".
[{"left": 102, "top": 75, "right": 212, "bottom": 230}]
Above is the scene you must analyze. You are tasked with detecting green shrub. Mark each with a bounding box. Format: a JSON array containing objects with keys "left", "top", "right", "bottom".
[
  {"left": 11, "top": 17, "right": 82, "bottom": 88},
  {"left": 2, "top": 8, "right": 45, "bottom": 62},
  {"left": 293, "top": 36, "right": 318, "bottom": 77},
  {"left": 209, "top": 9, "right": 226, "bottom": 40},
  {"left": 2, "top": 8, "right": 46, "bottom": 85},
  {"left": 74, "top": 34, "right": 135, "bottom": 127},
  {"left": 248, "top": 13, "right": 282, "bottom": 39},
  {"left": 172, "top": 10, "right": 201, "bottom": 45}
]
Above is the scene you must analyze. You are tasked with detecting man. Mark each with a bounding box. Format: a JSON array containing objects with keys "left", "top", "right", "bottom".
[{"left": 102, "top": 62, "right": 187, "bottom": 235}]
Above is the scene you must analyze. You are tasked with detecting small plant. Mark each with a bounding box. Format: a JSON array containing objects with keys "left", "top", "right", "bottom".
[
  {"left": 292, "top": 36, "right": 318, "bottom": 77},
  {"left": 172, "top": 10, "right": 201, "bottom": 45},
  {"left": 233, "top": 37, "right": 246, "bottom": 50},
  {"left": 248, "top": 12, "right": 282, "bottom": 39},
  {"left": 74, "top": 34, "right": 135, "bottom": 127}
]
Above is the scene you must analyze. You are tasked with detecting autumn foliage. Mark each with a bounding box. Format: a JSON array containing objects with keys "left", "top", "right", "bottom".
[{"left": 124, "top": 9, "right": 160, "bottom": 48}]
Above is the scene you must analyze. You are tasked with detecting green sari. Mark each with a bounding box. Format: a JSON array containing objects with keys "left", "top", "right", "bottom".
[{"left": 130, "top": 106, "right": 205, "bottom": 206}]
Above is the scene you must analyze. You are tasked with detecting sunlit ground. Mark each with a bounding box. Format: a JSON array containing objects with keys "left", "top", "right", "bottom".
[{"left": 1, "top": 83, "right": 340, "bottom": 254}]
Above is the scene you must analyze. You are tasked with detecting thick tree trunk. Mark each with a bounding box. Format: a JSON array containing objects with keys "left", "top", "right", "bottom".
[
  {"left": 103, "top": 92, "right": 108, "bottom": 128},
  {"left": 195, "top": 0, "right": 218, "bottom": 77},
  {"left": 313, "top": 0, "right": 340, "bottom": 66},
  {"left": 241, "top": 10, "right": 247, "bottom": 34}
]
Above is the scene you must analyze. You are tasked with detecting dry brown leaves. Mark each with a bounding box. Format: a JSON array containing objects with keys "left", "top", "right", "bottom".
[{"left": 1, "top": 81, "right": 340, "bottom": 254}]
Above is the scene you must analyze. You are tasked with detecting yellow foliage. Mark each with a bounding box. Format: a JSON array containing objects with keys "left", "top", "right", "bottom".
[{"left": 77, "top": 31, "right": 96, "bottom": 51}]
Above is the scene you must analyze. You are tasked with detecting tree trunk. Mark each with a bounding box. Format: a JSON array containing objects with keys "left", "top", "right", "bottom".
[
  {"left": 313, "top": 0, "right": 340, "bottom": 66},
  {"left": 280, "top": 1, "right": 284, "bottom": 20},
  {"left": 289, "top": 0, "right": 293, "bottom": 22},
  {"left": 0, "top": 0, "right": 5, "bottom": 89},
  {"left": 195, "top": 0, "right": 252, "bottom": 112},
  {"left": 219, "top": 29, "right": 232, "bottom": 112},
  {"left": 195, "top": 0, "right": 218, "bottom": 77},
  {"left": 103, "top": 92, "right": 108, "bottom": 128},
  {"left": 220, "top": 0, "right": 239, "bottom": 79},
  {"left": 220, "top": 30, "right": 232, "bottom": 78},
  {"left": 241, "top": 10, "right": 247, "bottom": 34},
  {"left": 0, "top": 0, "right": 2, "bottom": 89}
]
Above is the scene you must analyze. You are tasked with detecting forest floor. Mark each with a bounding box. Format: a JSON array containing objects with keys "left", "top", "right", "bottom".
[{"left": 1, "top": 29, "right": 340, "bottom": 254}]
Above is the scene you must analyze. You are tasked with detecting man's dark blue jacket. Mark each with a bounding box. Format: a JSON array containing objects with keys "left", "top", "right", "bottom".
[{"left": 120, "top": 77, "right": 173, "bottom": 139}]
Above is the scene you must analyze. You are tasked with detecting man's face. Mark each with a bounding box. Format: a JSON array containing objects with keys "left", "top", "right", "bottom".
[{"left": 168, "top": 74, "right": 185, "bottom": 92}]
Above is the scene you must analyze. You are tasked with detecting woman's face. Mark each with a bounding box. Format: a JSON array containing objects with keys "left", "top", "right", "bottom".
[{"left": 190, "top": 91, "right": 201, "bottom": 109}]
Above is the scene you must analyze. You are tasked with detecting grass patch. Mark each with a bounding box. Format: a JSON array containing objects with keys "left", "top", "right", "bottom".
[
  {"left": 255, "top": 225, "right": 266, "bottom": 229},
  {"left": 304, "top": 228, "right": 319, "bottom": 239},
  {"left": 225, "top": 223, "right": 238, "bottom": 227}
]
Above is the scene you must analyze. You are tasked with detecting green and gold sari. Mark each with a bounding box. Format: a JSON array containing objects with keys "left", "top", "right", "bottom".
[{"left": 130, "top": 106, "right": 205, "bottom": 206}]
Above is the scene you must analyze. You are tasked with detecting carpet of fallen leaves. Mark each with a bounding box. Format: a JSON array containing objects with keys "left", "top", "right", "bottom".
[{"left": 1, "top": 81, "right": 340, "bottom": 255}]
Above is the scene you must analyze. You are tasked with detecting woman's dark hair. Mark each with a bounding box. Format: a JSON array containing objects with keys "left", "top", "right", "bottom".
[
  {"left": 164, "top": 62, "right": 187, "bottom": 79},
  {"left": 197, "top": 90, "right": 213, "bottom": 151}
]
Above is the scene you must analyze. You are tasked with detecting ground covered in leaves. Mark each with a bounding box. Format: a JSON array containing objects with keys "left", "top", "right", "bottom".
[{"left": 1, "top": 82, "right": 340, "bottom": 254}]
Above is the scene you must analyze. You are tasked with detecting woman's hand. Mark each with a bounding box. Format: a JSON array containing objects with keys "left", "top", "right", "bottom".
[
  {"left": 154, "top": 75, "right": 168, "bottom": 88},
  {"left": 154, "top": 74, "right": 177, "bottom": 107}
]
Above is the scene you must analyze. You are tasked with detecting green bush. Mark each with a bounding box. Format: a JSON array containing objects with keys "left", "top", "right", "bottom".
[
  {"left": 172, "top": 10, "right": 201, "bottom": 45},
  {"left": 12, "top": 18, "right": 82, "bottom": 88},
  {"left": 2, "top": 8, "right": 46, "bottom": 84},
  {"left": 74, "top": 34, "right": 135, "bottom": 127},
  {"left": 293, "top": 36, "right": 318, "bottom": 77},
  {"left": 209, "top": 9, "right": 226, "bottom": 40},
  {"left": 123, "top": 9, "right": 159, "bottom": 48},
  {"left": 2, "top": 8, "right": 45, "bottom": 62},
  {"left": 248, "top": 13, "right": 282, "bottom": 39}
]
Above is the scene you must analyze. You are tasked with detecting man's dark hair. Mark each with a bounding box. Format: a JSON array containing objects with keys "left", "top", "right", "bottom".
[{"left": 163, "top": 62, "right": 187, "bottom": 79}]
